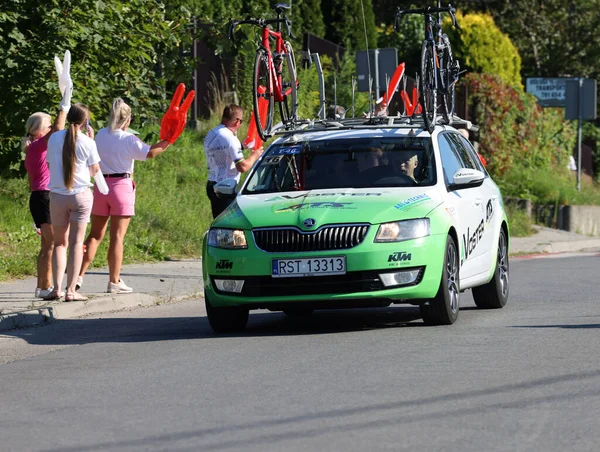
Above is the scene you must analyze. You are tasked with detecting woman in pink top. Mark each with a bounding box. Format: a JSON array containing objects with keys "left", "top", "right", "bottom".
[
  {"left": 78, "top": 98, "right": 172, "bottom": 294},
  {"left": 22, "top": 109, "right": 67, "bottom": 298}
]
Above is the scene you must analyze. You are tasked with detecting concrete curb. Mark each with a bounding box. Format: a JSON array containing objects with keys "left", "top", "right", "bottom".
[
  {"left": 0, "top": 292, "right": 198, "bottom": 333},
  {"left": 509, "top": 238, "right": 600, "bottom": 256}
]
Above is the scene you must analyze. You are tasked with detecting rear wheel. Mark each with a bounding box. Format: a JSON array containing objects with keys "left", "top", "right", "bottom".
[
  {"left": 472, "top": 228, "right": 509, "bottom": 309},
  {"left": 277, "top": 41, "right": 298, "bottom": 128},
  {"left": 253, "top": 48, "right": 274, "bottom": 142},
  {"left": 205, "top": 293, "right": 249, "bottom": 333},
  {"left": 420, "top": 40, "right": 437, "bottom": 133},
  {"left": 440, "top": 35, "right": 456, "bottom": 125},
  {"left": 420, "top": 235, "right": 460, "bottom": 325}
]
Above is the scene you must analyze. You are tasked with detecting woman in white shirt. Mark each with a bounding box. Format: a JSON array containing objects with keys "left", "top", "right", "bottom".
[
  {"left": 45, "top": 103, "right": 100, "bottom": 301},
  {"left": 77, "top": 98, "right": 171, "bottom": 294}
]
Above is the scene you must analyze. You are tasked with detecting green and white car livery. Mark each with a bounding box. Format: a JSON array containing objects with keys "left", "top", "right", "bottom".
[{"left": 202, "top": 122, "right": 509, "bottom": 333}]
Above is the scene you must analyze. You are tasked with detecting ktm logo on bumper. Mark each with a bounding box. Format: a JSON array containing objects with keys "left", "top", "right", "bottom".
[{"left": 388, "top": 252, "right": 412, "bottom": 262}]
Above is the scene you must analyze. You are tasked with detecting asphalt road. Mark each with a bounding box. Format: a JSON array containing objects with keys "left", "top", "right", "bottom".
[{"left": 1, "top": 254, "right": 599, "bottom": 452}]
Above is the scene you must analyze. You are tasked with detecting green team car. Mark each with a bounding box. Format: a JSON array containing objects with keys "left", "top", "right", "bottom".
[{"left": 202, "top": 118, "right": 509, "bottom": 332}]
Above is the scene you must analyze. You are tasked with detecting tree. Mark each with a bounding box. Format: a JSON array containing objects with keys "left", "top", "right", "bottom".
[
  {"left": 321, "top": 0, "right": 378, "bottom": 50},
  {"left": 0, "top": 0, "right": 191, "bottom": 173},
  {"left": 484, "top": 0, "right": 600, "bottom": 81},
  {"left": 293, "top": 0, "right": 326, "bottom": 39}
]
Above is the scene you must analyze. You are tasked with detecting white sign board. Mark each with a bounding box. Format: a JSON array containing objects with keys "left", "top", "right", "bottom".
[{"left": 526, "top": 78, "right": 569, "bottom": 107}]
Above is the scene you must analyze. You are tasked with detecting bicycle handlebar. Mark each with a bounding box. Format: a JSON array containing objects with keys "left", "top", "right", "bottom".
[
  {"left": 228, "top": 17, "right": 295, "bottom": 41},
  {"left": 395, "top": 4, "right": 461, "bottom": 31}
]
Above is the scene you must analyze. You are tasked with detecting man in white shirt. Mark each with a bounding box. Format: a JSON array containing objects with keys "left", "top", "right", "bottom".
[{"left": 204, "top": 104, "right": 263, "bottom": 218}]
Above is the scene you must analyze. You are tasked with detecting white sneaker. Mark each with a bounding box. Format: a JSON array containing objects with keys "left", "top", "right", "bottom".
[
  {"left": 76, "top": 276, "right": 83, "bottom": 291},
  {"left": 107, "top": 279, "right": 133, "bottom": 294},
  {"left": 37, "top": 286, "right": 55, "bottom": 299}
]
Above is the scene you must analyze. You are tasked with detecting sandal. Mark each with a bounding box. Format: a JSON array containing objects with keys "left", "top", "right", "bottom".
[
  {"left": 42, "top": 290, "right": 64, "bottom": 301},
  {"left": 64, "top": 292, "right": 88, "bottom": 302}
]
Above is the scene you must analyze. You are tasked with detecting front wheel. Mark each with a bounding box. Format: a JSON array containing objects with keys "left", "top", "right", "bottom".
[
  {"left": 472, "top": 228, "right": 509, "bottom": 309},
  {"left": 439, "top": 35, "right": 456, "bottom": 125},
  {"left": 253, "top": 48, "right": 275, "bottom": 142},
  {"left": 205, "top": 293, "right": 249, "bottom": 333},
  {"left": 420, "top": 235, "right": 460, "bottom": 325},
  {"left": 420, "top": 40, "right": 437, "bottom": 133},
  {"left": 277, "top": 41, "right": 298, "bottom": 128}
]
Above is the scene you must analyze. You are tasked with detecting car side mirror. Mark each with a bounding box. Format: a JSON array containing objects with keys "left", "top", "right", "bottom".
[
  {"left": 448, "top": 168, "right": 485, "bottom": 191},
  {"left": 214, "top": 178, "right": 238, "bottom": 197}
]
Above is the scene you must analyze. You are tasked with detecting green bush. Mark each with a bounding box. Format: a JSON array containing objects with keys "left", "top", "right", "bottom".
[
  {"left": 445, "top": 12, "right": 522, "bottom": 89},
  {"left": 463, "top": 73, "right": 576, "bottom": 180},
  {"left": 505, "top": 203, "right": 534, "bottom": 238}
]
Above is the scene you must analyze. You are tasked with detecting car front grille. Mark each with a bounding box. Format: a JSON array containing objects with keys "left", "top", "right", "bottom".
[{"left": 252, "top": 224, "right": 370, "bottom": 253}]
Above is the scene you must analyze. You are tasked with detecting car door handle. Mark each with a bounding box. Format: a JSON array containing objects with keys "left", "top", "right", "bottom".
[{"left": 474, "top": 198, "right": 482, "bottom": 206}]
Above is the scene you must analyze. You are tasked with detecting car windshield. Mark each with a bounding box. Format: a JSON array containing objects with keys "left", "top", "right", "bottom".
[{"left": 243, "top": 137, "right": 436, "bottom": 194}]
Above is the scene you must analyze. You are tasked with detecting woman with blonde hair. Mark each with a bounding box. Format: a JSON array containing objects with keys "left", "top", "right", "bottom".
[
  {"left": 44, "top": 103, "right": 101, "bottom": 301},
  {"left": 78, "top": 98, "right": 173, "bottom": 294},
  {"left": 23, "top": 109, "right": 67, "bottom": 298}
]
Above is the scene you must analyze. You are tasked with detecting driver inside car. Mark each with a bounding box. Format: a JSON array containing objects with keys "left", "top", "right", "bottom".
[{"left": 390, "top": 149, "right": 420, "bottom": 184}]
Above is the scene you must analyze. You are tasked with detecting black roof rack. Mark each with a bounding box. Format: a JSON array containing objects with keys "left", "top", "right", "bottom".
[{"left": 271, "top": 114, "right": 476, "bottom": 137}]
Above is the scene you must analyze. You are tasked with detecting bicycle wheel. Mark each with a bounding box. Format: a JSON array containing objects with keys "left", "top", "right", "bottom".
[
  {"left": 277, "top": 41, "right": 298, "bottom": 128},
  {"left": 420, "top": 40, "right": 437, "bottom": 133},
  {"left": 440, "top": 35, "right": 456, "bottom": 125},
  {"left": 253, "top": 48, "right": 274, "bottom": 141}
]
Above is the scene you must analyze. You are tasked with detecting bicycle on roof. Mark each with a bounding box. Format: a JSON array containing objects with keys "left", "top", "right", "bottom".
[
  {"left": 395, "top": 1, "right": 461, "bottom": 133},
  {"left": 229, "top": 3, "right": 299, "bottom": 142}
]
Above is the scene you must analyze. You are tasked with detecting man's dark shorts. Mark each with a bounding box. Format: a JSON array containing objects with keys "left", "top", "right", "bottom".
[
  {"left": 29, "top": 190, "right": 51, "bottom": 228},
  {"left": 206, "top": 181, "right": 235, "bottom": 219}
]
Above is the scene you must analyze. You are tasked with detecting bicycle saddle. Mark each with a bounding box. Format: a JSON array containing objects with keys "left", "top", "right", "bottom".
[{"left": 275, "top": 3, "right": 291, "bottom": 14}]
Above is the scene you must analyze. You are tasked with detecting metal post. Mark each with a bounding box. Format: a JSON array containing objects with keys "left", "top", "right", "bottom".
[
  {"left": 333, "top": 75, "right": 337, "bottom": 119},
  {"left": 577, "top": 78, "right": 583, "bottom": 191},
  {"left": 373, "top": 49, "right": 380, "bottom": 103},
  {"left": 191, "top": 16, "right": 198, "bottom": 125},
  {"left": 312, "top": 53, "right": 326, "bottom": 120},
  {"left": 351, "top": 76, "right": 356, "bottom": 118}
]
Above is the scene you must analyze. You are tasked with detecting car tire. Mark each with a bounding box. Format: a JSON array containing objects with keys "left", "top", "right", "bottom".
[
  {"left": 472, "top": 228, "right": 509, "bottom": 309},
  {"left": 283, "top": 308, "right": 314, "bottom": 317},
  {"left": 420, "top": 235, "right": 460, "bottom": 325},
  {"left": 205, "top": 293, "right": 249, "bottom": 333}
]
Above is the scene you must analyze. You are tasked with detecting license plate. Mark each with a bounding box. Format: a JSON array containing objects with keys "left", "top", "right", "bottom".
[{"left": 271, "top": 256, "right": 346, "bottom": 278}]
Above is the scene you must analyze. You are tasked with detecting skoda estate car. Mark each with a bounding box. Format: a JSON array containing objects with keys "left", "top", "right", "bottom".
[{"left": 202, "top": 118, "right": 509, "bottom": 332}]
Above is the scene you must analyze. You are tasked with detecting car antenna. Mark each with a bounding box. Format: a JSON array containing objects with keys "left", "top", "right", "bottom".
[{"left": 360, "top": 0, "right": 374, "bottom": 116}]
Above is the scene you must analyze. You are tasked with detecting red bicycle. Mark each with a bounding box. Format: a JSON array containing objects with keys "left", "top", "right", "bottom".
[{"left": 229, "top": 3, "right": 298, "bottom": 141}]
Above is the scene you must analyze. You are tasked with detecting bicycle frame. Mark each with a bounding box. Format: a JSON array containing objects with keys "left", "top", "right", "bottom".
[
  {"left": 259, "top": 26, "right": 289, "bottom": 104},
  {"left": 229, "top": 5, "right": 299, "bottom": 140}
]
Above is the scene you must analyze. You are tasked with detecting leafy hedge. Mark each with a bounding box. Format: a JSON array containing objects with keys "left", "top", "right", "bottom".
[{"left": 463, "top": 73, "right": 576, "bottom": 201}]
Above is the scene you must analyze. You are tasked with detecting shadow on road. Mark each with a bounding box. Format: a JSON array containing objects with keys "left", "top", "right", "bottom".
[{"left": 1, "top": 306, "right": 426, "bottom": 345}]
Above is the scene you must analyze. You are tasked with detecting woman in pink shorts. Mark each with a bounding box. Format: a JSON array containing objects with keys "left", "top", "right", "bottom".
[
  {"left": 78, "top": 98, "right": 172, "bottom": 294},
  {"left": 45, "top": 103, "right": 100, "bottom": 301}
]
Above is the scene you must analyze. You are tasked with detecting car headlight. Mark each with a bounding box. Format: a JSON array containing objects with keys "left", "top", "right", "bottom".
[
  {"left": 374, "top": 219, "right": 430, "bottom": 242},
  {"left": 208, "top": 228, "right": 248, "bottom": 249}
]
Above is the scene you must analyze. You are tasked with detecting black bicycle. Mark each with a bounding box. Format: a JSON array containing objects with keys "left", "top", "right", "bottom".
[{"left": 395, "top": 1, "right": 461, "bottom": 132}]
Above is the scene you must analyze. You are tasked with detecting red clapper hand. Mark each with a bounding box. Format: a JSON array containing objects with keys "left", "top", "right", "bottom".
[{"left": 160, "top": 83, "right": 195, "bottom": 144}]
